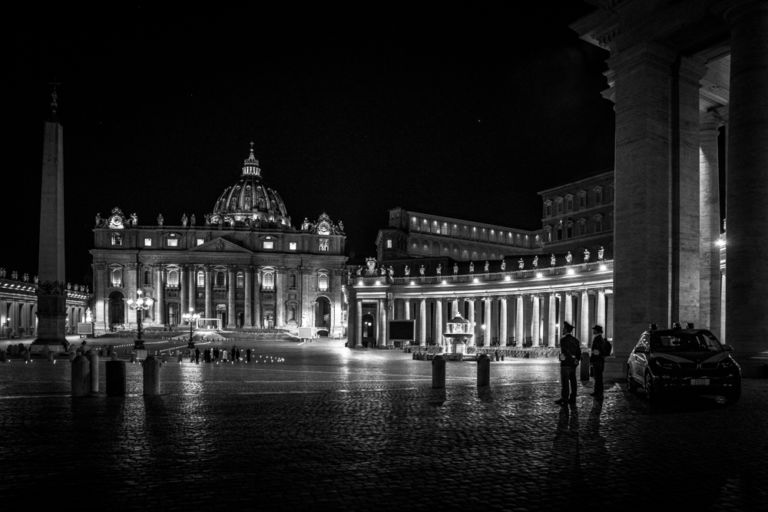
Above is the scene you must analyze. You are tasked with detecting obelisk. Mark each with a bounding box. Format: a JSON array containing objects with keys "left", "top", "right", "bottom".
[{"left": 31, "top": 85, "right": 68, "bottom": 353}]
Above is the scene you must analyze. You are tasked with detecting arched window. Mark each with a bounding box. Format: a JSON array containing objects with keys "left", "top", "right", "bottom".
[
  {"left": 197, "top": 270, "right": 205, "bottom": 287},
  {"left": 263, "top": 271, "right": 275, "bottom": 291},
  {"left": 236, "top": 272, "right": 244, "bottom": 289},
  {"left": 110, "top": 267, "right": 123, "bottom": 288},
  {"left": 318, "top": 272, "right": 329, "bottom": 292},
  {"left": 143, "top": 270, "right": 152, "bottom": 286},
  {"left": 167, "top": 269, "right": 179, "bottom": 288},
  {"left": 215, "top": 272, "right": 225, "bottom": 287}
]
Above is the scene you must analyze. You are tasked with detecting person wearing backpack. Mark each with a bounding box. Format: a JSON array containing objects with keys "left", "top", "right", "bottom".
[
  {"left": 589, "top": 324, "right": 611, "bottom": 399},
  {"left": 556, "top": 321, "right": 581, "bottom": 406}
]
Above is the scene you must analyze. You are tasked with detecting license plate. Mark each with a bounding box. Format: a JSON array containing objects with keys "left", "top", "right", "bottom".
[{"left": 691, "top": 378, "right": 710, "bottom": 386}]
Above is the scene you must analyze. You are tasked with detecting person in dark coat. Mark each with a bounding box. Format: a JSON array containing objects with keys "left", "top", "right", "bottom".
[
  {"left": 556, "top": 321, "right": 581, "bottom": 406},
  {"left": 589, "top": 325, "right": 609, "bottom": 399},
  {"left": 194, "top": 347, "right": 200, "bottom": 364}
]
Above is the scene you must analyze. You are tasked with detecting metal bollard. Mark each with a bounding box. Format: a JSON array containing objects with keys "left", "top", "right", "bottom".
[
  {"left": 87, "top": 350, "right": 100, "bottom": 393},
  {"left": 142, "top": 354, "right": 162, "bottom": 396},
  {"left": 432, "top": 355, "right": 446, "bottom": 389},
  {"left": 477, "top": 354, "right": 490, "bottom": 387},
  {"left": 106, "top": 360, "right": 127, "bottom": 396},
  {"left": 71, "top": 355, "right": 91, "bottom": 397}
]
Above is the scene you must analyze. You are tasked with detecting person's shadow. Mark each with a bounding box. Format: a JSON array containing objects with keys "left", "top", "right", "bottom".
[{"left": 546, "top": 404, "right": 585, "bottom": 505}]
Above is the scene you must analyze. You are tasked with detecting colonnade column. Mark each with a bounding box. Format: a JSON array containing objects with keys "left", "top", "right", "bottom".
[
  {"left": 499, "top": 297, "right": 507, "bottom": 347},
  {"left": 435, "top": 299, "right": 443, "bottom": 348},
  {"left": 596, "top": 290, "right": 606, "bottom": 332},
  {"left": 253, "top": 269, "right": 262, "bottom": 328},
  {"left": 379, "top": 299, "right": 388, "bottom": 348},
  {"left": 227, "top": 267, "right": 236, "bottom": 328},
  {"left": 180, "top": 265, "right": 188, "bottom": 321},
  {"left": 564, "top": 293, "right": 573, "bottom": 325},
  {"left": 205, "top": 266, "right": 213, "bottom": 320},
  {"left": 356, "top": 300, "right": 363, "bottom": 348},
  {"left": 467, "top": 299, "right": 476, "bottom": 347},
  {"left": 724, "top": 1, "right": 768, "bottom": 358},
  {"left": 244, "top": 267, "right": 253, "bottom": 327},
  {"left": 404, "top": 299, "right": 411, "bottom": 320},
  {"left": 580, "top": 290, "right": 590, "bottom": 346},
  {"left": 548, "top": 293, "right": 558, "bottom": 346},
  {"left": 451, "top": 299, "right": 459, "bottom": 318},
  {"left": 516, "top": 295, "right": 524, "bottom": 346},
  {"left": 483, "top": 297, "right": 492, "bottom": 347},
  {"left": 531, "top": 295, "right": 540, "bottom": 347},
  {"left": 188, "top": 267, "right": 196, "bottom": 314},
  {"left": 93, "top": 263, "right": 107, "bottom": 330},
  {"left": 155, "top": 266, "right": 165, "bottom": 326},
  {"left": 699, "top": 111, "right": 722, "bottom": 336},
  {"left": 419, "top": 299, "right": 427, "bottom": 347}
]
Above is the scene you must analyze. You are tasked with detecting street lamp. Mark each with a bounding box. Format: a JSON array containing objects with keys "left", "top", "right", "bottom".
[
  {"left": 126, "top": 289, "right": 154, "bottom": 351},
  {"left": 182, "top": 307, "right": 200, "bottom": 348}
]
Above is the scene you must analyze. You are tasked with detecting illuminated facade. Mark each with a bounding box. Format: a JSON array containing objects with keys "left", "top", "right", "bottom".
[{"left": 90, "top": 146, "right": 348, "bottom": 337}]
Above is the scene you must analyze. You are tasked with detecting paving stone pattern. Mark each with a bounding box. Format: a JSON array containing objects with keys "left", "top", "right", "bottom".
[{"left": 1, "top": 340, "right": 767, "bottom": 511}]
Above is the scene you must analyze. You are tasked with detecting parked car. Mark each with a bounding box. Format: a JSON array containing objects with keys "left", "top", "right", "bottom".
[{"left": 626, "top": 326, "right": 741, "bottom": 403}]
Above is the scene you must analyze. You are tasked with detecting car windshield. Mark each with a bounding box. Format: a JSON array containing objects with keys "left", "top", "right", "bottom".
[{"left": 650, "top": 332, "right": 723, "bottom": 353}]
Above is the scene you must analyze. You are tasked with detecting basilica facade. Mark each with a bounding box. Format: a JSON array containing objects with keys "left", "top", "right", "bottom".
[{"left": 90, "top": 146, "right": 348, "bottom": 337}]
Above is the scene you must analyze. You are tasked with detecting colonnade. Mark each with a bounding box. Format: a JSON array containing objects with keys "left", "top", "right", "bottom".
[{"left": 0, "top": 301, "right": 87, "bottom": 338}]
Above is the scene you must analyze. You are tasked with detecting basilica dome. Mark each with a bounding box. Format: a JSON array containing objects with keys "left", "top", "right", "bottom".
[{"left": 207, "top": 144, "right": 292, "bottom": 228}]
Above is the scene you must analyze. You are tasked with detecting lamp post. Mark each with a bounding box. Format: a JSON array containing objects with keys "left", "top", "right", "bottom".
[
  {"left": 182, "top": 307, "right": 200, "bottom": 348},
  {"left": 126, "top": 289, "right": 154, "bottom": 351}
]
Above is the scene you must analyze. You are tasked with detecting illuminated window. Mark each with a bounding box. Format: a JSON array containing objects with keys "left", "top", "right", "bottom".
[
  {"left": 263, "top": 240, "right": 274, "bottom": 250},
  {"left": 289, "top": 242, "right": 297, "bottom": 251},
  {"left": 196, "top": 238, "right": 205, "bottom": 246},
  {"left": 236, "top": 272, "right": 244, "bottom": 288},
  {"left": 262, "top": 271, "right": 275, "bottom": 291},
  {"left": 110, "top": 267, "right": 123, "bottom": 287},
  {"left": 319, "top": 238, "right": 329, "bottom": 252},
  {"left": 111, "top": 233, "right": 122, "bottom": 246},
  {"left": 318, "top": 272, "right": 329, "bottom": 292},
  {"left": 386, "top": 239, "right": 392, "bottom": 249},
  {"left": 167, "top": 269, "right": 179, "bottom": 288},
  {"left": 167, "top": 238, "right": 178, "bottom": 247},
  {"left": 197, "top": 270, "right": 205, "bottom": 287},
  {"left": 144, "top": 237, "right": 152, "bottom": 247}
]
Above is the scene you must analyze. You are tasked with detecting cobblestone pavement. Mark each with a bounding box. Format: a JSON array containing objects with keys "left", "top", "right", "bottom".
[{"left": 1, "top": 339, "right": 767, "bottom": 511}]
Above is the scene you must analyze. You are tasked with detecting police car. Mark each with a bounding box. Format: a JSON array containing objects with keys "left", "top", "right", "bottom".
[{"left": 626, "top": 325, "right": 741, "bottom": 404}]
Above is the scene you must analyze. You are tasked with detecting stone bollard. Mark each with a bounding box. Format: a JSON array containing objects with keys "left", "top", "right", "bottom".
[
  {"left": 432, "top": 355, "right": 446, "bottom": 389},
  {"left": 87, "top": 350, "right": 100, "bottom": 393},
  {"left": 106, "top": 360, "right": 127, "bottom": 396},
  {"left": 477, "top": 354, "right": 490, "bottom": 387},
  {"left": 71, "top": 354, "right": 91, "bottom": 397},
  {"left": 142, "top": 354, "right": 162, "bottom": 396}
]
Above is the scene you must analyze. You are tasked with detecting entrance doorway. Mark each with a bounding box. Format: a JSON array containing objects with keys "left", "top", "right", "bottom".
[
  {"left": 362, "top": 313, "right": 376, "bottom": 348},
  {"left": 315, "top": 297, "right": 331, "bottom": 336},
  {"left": 108, "top": 291, "right": 124, "bottom": 329}
]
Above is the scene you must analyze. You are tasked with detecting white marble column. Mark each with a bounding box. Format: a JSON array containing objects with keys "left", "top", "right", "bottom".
[
  {"left": 596, "top": 289, "right": 606, "bottom": 332},
  {"left": 564, "top": 293, "right": 573, "bottom": 325},
  {"left": 155, "top": 266, "right": 165, "bottom": 326},
  {"left": 356, "top": 300, "right": 363, "bottom": 348},
  {"left": 180, "top": 265, "right": 188, "bottom": 322},
  {"left": 580, "top": 290, "right": 590, "bottom": 347},
  {"left": 451, "top": 299, "right": 459, "bottom": 318},
  {"left": 499, "top": 297, "right": 508, "bottom": 346},
  {"left": 227, "top": 267, "right": 236, "bottom": 328},
  {"left": 467, "top": 298, "right": 476, "bottom": 347},
  {"left": 404, "top": 299, "right": 411, "bottom": 320},
  {"left": 379, "top": 299, "right": 388, "bottom": 347},
  {"left": 516, "top": 295, "right": 524, "bottom": 346},
  {"left": 548, "top": 293, "right": 558, "bottom": 346},
  {"left": 188, "top": 267, "right": 196, "bottom": 314},
  {"left": 484, "top": 297, "right": 492, "bottom": 347},
  {"left": 419, "top": 299, "right": 427, "bottom": 347},
  {"left": 531, "top": 295, "right": 541, "bottom": 347},
  {"left": 205, "top": 266, "right": 213, "bottom": 320},
  {"left": 244, "top": 267, "right": 253, "bottom": 327}
]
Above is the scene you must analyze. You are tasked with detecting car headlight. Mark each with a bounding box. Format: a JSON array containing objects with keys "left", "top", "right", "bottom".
[
  {"left": 717, "top": 357, "right": 737, "bottom": 369},
  {"left": 651, "top": 358, "right": 678, "bottom": 371}
]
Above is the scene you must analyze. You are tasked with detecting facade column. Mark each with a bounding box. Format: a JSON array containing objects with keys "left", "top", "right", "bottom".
[
  {"left": 155, "top": 266, "right": 165, "bottom": 326},
  {"left": 451, "top": 299, "right": 459, "bottom": 318},
  {"left": 125, "top": 263, "right": 138, "bottom": 327},
  {"left": 205, "top": 266, "right": 213, "bottom": 320},
  {"left": 180, "top": 265, "right": 188, "bottom": 322},
  {"left": 227, "top": 267, "right": 236, "bottom": 328},
  {"left": 467, "top": 298, "right": 476, "bottom": 347},
  {"left": 531, "top": 295, "right": 541, "bottom": 347},
  {"left": 548, "top": 293, "right": 558, "bottom": 346},
  {"left": 516, "top": 295, "right": 524, "bottom": 346},
  {"left": 188, "top": 267, "right": 196, "bottom": 315},
  {"left": 244, "top": 267, "right": 253, "bottom": 327},
  {"left": 93, "top": 263, "right": 107, "bottom": 331},
  {"left": 580, "top": 290, "right": 590, "bottom": 347},
  {"left": 724, "top": 2, "right": 768, "bottom": 359},
  {"left": 596, "top": 289, "right": 607, "bottom": 333},
  {"left": 499, "top": 297, "right": 508, "bottom": 347},
  {"left": 564, "top": 292, "right": 573, "bottom": 325},
  {"left": 699, "top": 111, "right": 722, "bottom": 335},
  {"left": 483, "top": 297, "right": 492, "bottom": 347},
  {"left": 419, "top": 299, "right": 427, "bottom": 347},
  {"left": 435, "top": 299, "right": 443, "bottom": 348},
  {"left": 404, "top": 299, "right": 411, "bottom": 320},
  {"left": 253, "top": 269, "right": 262, "bottom": 328},
  {"left": 356, "top": 300, "right": 363, "bottom": 348}
]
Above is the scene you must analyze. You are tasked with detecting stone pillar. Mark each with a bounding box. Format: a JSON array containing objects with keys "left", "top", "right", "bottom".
[
  {"left": 155, "top": 266, "right": 164, "bottom": 326},
  {"left": 253, "top": 269, "right": 262, "bottom": 328},
  {"left": 597, "top": 290, "right": 607, "bottom": 332},
  {"left": 499, "top": 297, "right": 507, "bottom": 347},
  {"left": 205, "top": 266, "right": 213, "bottom": 320},
  {"left": 483, "top": 297, "right": 492, "bottom": 347},
  {"left": 516, "top": 295, "right": 524, "bottom": 346},
  {"left": 564, "top": 293, "right": 573, "bottom": 325},
  {"left": 531, "top": 295, "right": 540, "bottom": 347},
  {"left": 379, "top": 299, "right": 388, "bottom": 347},
  {"left": 699, "top": 111, "right": 722, "bottom": 335},
  {"left": 435, "top": 299, "right": 443, "bottom": 348},
  {"left": 724, "top": 2, "right": 768, "bottom": 360},
  {"left": 404, "top": 299, "right": 411, "bottom": 320},
  {"left": 580, "top": 290, "right": 590, "bottom": 347},
  {"left": 610, "top": 43, "right": 703, "bottom": 353},
  {"left": 548, "top": 293, "right": 558, "bottom": 346},
  {"left": 188, "top": 267, "right": 196, "bottom": 315},
  {"left": 419, "top": 299, "right": 427, "bottom": 347},
  {"left": 244, "top": 267, "right": 253, "bottom": 327},
  {"left": 125, "top": 264, "right": 138, "bottom": 327},
  {"left": 451, "top": 299, "right": 459, "bottom": 318},
  {"left": 93, "top": 263, "right": 107, "bottom": 331},
  {"left": 467, "top": 298, "right": 476, "bottom": 347},
  {"left": 180, "top": 265, "right": 188, "bottom": 322},
  {"left": 227, "top": 267, "right": 236, "bottom": 328},
  {"left": 356, "top": 299, "right": 363, "bottom": 348}
]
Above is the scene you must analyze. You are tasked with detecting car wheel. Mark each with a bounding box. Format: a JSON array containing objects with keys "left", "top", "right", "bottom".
[
  {"left": 644, "top": 372, "right": 657, "bottom": 404},
  {"left": 627, "top": 366, "right": 638, "bottom": 393}
]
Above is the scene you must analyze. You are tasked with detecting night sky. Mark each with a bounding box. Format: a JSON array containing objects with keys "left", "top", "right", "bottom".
[{"left": 6, "top": 4, "right": 614, "bottom": 286}]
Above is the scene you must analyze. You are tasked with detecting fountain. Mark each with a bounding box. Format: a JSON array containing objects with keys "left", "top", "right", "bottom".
[{"left": 443, "top": 314, "right": 474, "bottom": 359}]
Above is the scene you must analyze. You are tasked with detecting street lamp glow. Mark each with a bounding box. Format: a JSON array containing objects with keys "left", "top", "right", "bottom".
[
  {"left": 182, "top": 307, "right": 200, "bottom": 348},
  {"left": 566, "top": 268, "right": 575, "bottom": 275},
  {"left": 125, "top": 289, "right": 154, "bottom": 351}
]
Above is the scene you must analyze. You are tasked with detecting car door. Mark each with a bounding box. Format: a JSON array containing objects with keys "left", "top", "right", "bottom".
[{"left": 629, "top": 334, "right": 648, "bottom": 383}]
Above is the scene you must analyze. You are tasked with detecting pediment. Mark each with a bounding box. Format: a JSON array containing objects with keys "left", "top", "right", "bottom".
[{"left": 191, "top": 237, "right": 253, "bottom": 254}]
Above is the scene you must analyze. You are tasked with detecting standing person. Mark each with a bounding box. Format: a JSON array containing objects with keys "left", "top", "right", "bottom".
[
  {"left": 589, "top": 325, "right": 610, "bottom": 399},
  {"left": 556, "top": 321, "right": 581, "bottom": 406},
  {"left": 194, "top": 347, "right": 200, "bottom": 364}
]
